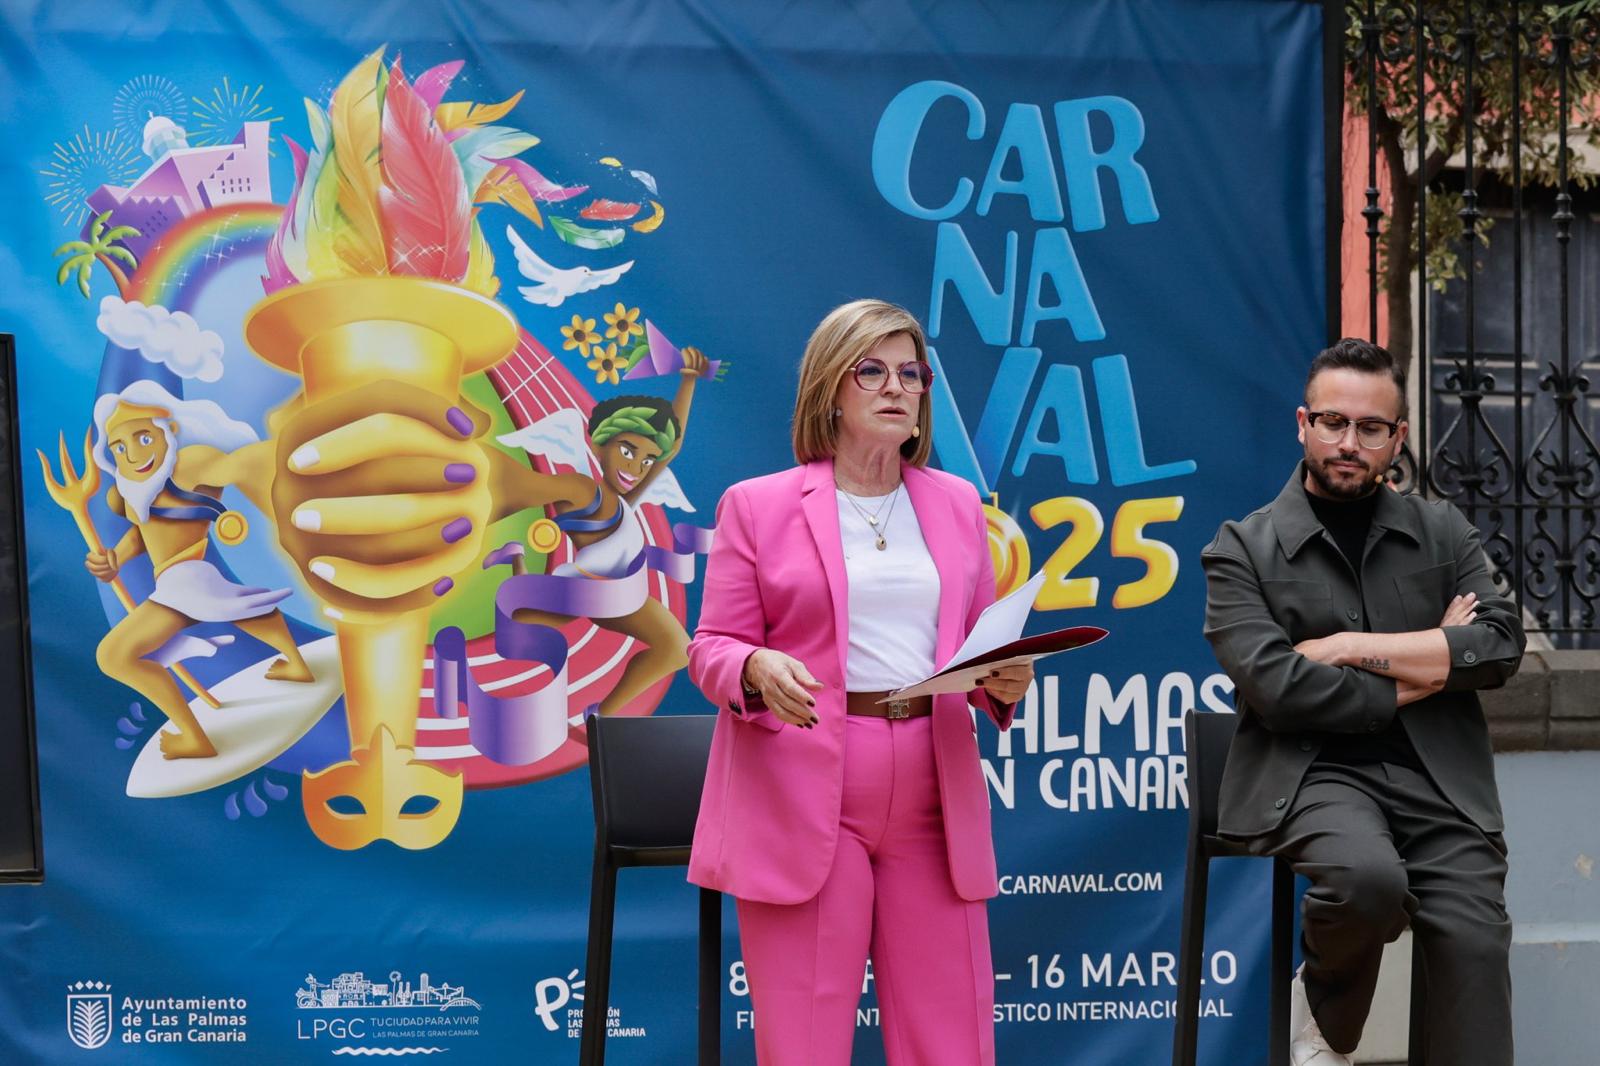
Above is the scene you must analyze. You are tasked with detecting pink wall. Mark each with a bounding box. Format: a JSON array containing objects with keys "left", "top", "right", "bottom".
[{"left": 1341, "top": 106, "right": 1391, "bottom": 347}]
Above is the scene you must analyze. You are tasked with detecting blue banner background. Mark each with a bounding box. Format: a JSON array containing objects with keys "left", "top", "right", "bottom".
[{"left": 0, "top": 1, "right": 1325, "bottom": 1061}]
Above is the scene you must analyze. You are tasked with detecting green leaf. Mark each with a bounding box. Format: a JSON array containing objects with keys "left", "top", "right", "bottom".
[
  {"left": 104, "top": 245, "right": 137, "bottom": 268},
  {"left": 76, "top": 262, "right": 92, "bottom": 298}
]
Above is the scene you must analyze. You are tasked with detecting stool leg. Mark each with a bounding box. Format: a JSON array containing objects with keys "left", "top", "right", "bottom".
[
  {"left": 1172, "top": 836, "right": 1211, "bottom": 1066},
  {"left": 698, "top": 888, "right": 721, "bottom": 1065},
  {"left": 1269, "top": 859, "right": 1296, "bottom": 1066},
  {"left": 1407, "top": 940, "right": 1427, "bottom": 1066},
  {"left": 580, "top": 849, "right": 618, "bottom": 1066}
]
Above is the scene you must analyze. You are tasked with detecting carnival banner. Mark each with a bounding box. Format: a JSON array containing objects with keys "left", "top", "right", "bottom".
[{"left": 0, "top": 1, "right": 1328, "bottom": 1061}]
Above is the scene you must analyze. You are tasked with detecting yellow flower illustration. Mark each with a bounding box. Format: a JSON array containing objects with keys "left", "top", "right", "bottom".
[
  {"left": 587, "top": 343, "right": 622, "bottom": 386},
  {"left": 561, "top": 314, "right": 599, "bottom": 356},
  {"left": 603, "top": 302, "right": 642, "bottom": 345}
]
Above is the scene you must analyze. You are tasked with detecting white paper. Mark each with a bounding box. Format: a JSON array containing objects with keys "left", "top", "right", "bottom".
[
  {"left": 883, "top": 652, "right": 1041, "bottom": 701},
  {"left": 882, "top": 571, "right": 1046, "bottom": 702},
  {"left": 940, "top": 569, "right": 1046, "bottom": 672}
]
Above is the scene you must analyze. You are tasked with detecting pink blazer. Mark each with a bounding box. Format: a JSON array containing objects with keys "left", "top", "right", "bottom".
[{"left": 686, "top": 459, "right": 1015, "bottom": 905}]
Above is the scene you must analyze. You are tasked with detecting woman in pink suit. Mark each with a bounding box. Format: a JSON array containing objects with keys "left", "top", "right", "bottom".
[{"left": 687, "top": 299, "right": 1031, "bottom": 1064}]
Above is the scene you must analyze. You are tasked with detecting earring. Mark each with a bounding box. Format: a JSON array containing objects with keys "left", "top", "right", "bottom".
[
  {"left": 911, "top": 424, "right": 920, "bottom": 437},
  {"left": 832, "top": 407, "right": 842, "bottom": 417}
]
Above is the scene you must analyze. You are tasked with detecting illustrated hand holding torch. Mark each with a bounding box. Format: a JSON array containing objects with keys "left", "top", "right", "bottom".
[
  {"left": 245, "top": 278, "right": 516, "bottom": 850},
  {"left": 237, "top": 46, "right": 545, "bottom": 848}
]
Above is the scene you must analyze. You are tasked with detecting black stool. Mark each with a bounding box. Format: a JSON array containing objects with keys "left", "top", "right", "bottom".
[
  {"left": 581, "top": 714, "right": 721, "bottom": 1066},
  {"left": 1172, "top": 710, "right": 1426, "bottom": 1066}
]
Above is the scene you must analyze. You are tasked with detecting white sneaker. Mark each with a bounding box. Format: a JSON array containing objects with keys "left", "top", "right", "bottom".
[{"left": 1290, "top": 966, "right": 1352, "bottom": 1066}]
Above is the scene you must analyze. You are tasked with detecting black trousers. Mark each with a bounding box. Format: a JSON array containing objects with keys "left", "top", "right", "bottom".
[{"left": 1248, "top": 760, "right": 1512, "bottom": 1064}]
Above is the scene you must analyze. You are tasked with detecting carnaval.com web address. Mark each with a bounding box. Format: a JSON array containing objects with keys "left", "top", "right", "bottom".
[{"left": 998, "top": 871, "right": 1162, "bottom": 895}]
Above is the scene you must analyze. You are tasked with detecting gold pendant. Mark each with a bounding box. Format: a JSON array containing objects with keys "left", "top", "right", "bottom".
[{"left": 875, "top": 536, "right": 887, "bottom": 550}]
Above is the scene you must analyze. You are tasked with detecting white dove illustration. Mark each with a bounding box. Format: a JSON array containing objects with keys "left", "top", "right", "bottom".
[{"left": 506, "top": 224, "right": 634, "bottom": 307}]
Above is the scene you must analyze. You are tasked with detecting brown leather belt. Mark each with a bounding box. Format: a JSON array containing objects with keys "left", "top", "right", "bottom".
[{"left": 845, "top": 691, "right": 933, "bottom": 719}]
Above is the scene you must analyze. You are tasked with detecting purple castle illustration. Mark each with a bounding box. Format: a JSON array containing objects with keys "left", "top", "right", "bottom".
[{"left": 83, "top": 115, "right": 273, "bottom": 262}]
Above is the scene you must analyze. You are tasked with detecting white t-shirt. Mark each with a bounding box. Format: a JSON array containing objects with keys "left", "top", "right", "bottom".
[{"left": 836, "top": 486, "right": 941, "bottom": 691}]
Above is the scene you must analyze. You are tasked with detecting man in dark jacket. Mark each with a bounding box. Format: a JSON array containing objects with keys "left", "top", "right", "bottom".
[{"left": 1201, "top": 339, "right": 1524, "bottom": 1066}]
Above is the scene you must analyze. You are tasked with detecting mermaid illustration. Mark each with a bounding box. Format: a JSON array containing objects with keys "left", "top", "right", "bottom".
[{"left": 487, "top": 344, "right": 711, "bottom": 716}]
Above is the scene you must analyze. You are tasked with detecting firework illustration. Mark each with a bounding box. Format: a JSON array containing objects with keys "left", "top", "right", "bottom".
[
  {"left": 112, "top": 74, "right": 188, "bottom": 137},
  {"left": 190, "top": 77, "right": 280, "bottom": 150},
  {"left": 38, "top": 125, "right": 143, "bottom": 227}
]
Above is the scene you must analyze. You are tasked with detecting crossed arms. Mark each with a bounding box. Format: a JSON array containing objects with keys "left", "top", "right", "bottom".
[
  {"left": 1201, "top": 506, "right": 1525, "bottom": 734},
  {"left": 1294, "top": 593, "right": 1478, "bottom": 706}
]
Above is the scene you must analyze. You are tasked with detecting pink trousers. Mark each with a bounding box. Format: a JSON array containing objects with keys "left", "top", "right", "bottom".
[{"left": 735, "top": 715, "right": 996, "bottom": 1065}]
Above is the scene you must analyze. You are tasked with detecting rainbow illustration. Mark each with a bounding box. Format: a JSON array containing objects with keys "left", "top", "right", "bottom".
[{"left": 126, "top": 203, "right": 282, "bottom": 310}]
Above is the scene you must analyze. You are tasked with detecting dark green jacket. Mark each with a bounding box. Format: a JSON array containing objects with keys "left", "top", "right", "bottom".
[{"left": 1201, "top": 464, "right": 1525, "bottom": 838}]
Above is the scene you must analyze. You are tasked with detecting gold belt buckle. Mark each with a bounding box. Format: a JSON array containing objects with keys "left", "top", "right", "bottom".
[{"left": 885, "top": 698, "right": 911, "bottom": 720}]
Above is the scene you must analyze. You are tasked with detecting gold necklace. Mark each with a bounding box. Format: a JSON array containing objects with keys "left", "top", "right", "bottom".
[{"left": 839, "top": 484, "right": 901, "bottom": 551}]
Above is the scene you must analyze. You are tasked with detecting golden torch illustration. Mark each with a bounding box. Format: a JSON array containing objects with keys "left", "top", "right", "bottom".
[
  {"left": 246, "top": 278, "right": 514, "bottom": 849},
  {"left": 241, "top": 49, "right": 531, "bottom": 848}
]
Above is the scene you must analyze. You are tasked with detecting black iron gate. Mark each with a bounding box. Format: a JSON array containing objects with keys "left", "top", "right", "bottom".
[{"left": 1341, "top": 0, "right": 1600, "bottom": 644}]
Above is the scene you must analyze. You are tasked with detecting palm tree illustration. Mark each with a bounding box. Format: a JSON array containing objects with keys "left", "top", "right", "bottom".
[{"left": 53, "top": 210, "right": 139, "bottom": 298}]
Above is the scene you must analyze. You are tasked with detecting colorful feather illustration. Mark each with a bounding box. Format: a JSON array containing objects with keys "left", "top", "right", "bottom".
[
  {"left": 629, "top": 169, "right": 659, "bottom": 195},
  {"left": 549, "top": 216, "right": 625, "bottom": 250},
  {"left": 475, "top": 165, "right": 544, "bottom": 228},
  {"left": 305, "top": 110, "right": 348, "bottom": 279},
  {"left": 489, "top": 156, "right": 586, "bottom": 203},
  {"left": 295, "top": 101, "right": 333, "bottom": 252},
  {"left": 277, "top": 100, "right": 333, "bottom": 283},
  {"left": 413, "top": 59, "right": 464, "bottom": 111},
  {"left": 379, "top": 60, "right": 471, "bottom": 281},
  {"left": 436, "top": 90, "right": 525, "bottom": 132},
  {"left": 263, "top": 136, "right": 309, "bottom": 292},
  {"left": 327, "top": 47, "right": 389, "bottom": 275},
  {"left": 452, "top": 125, "right": 541, "bottom": 196},
  {"left": 264, "top": 51, "right": 554, "bottom": 295},
  {"left": 632, "top": 200, "right": 666, "bottom": 233},
  {"left": 461, "top": 214, "right": 498, "bottom": 297},
  {"left": 580, "top": 199, "right": 642, "bottom": 221}
]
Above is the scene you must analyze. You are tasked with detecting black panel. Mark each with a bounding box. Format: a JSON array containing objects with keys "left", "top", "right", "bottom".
[{"left": 0, "top": 336, "right": 42, "bottom": 883}]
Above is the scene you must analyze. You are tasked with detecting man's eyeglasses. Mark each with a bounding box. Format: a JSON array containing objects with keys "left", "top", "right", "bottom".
[
  {"left": 1306, "top": 411, "right": 1400, "bottom": 449},
  {"left": 851, "top": 357, "right": 934, "bottom": 394}
]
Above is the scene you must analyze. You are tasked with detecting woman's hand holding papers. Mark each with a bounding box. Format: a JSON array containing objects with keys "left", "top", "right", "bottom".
[{"left": 975, "top": 661, "right": 1034, "bottom": 705}]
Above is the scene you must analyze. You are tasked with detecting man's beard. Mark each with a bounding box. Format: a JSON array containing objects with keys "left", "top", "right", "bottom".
[
  {"left": 115, "top": 435, "right": 178, "bottom": 523},
  {"left": 1305, "top": 446, "right": 1379, "bottom": 500}
]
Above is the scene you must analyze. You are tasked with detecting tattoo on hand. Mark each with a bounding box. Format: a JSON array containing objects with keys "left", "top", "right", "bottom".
[{"left": 1359, "top": 656, "right": 1391, "bottom": 672}]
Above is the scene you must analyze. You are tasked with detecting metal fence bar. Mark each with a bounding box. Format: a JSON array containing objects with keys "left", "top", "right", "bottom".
[
  {"left": 1365, "top": 0, "right": 1383, "bottom": 342},
  {"left": 1416, "top": 3, "right": 1431, "bottom": 495},
  {"left": 1344, "top": 0, "right": 1599, "bottom": 643},
  {"left": 1510, "top": 2, "right": 1525, "bottom": 615},
  {"left": 1462, "top": 3, "right": 1481, "bottom": 521}
]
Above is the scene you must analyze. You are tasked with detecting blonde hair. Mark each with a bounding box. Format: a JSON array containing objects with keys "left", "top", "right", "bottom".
[{"left": 792, "top": 299, "right": 933, "bottom": 466}]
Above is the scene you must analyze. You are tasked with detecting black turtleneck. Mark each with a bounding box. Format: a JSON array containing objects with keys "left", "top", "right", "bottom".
[
  {"left": 1304, "top": 486, "right": 1378, "bottom": 575},
  {"left": 1303, "top": 486, "right": 1423, "bottom": 770}
]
